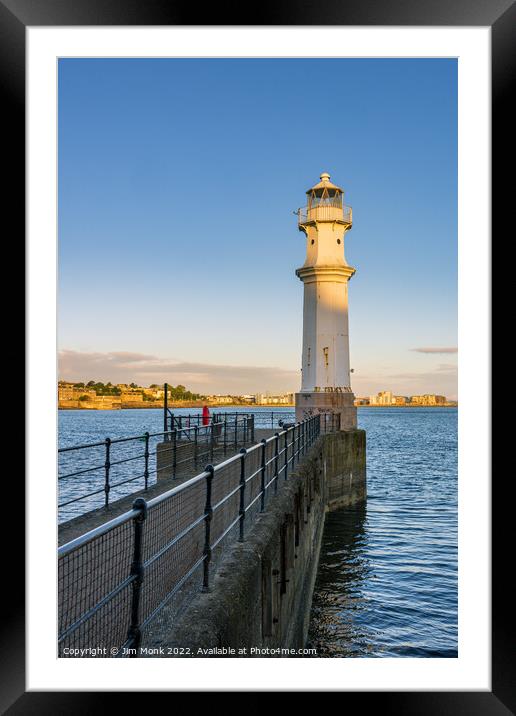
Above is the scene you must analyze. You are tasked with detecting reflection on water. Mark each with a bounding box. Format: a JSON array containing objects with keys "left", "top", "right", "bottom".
[
  {"left": 308, "top": 506, "right": 372, "bottom": 656},
  {"left": 308, "top": 408, "right": 458, "bottom": 658}
]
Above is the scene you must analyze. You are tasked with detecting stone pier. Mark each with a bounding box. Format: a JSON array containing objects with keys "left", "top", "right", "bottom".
[{"left": 154, "top": 428, "right": 366, "bottom": 656}]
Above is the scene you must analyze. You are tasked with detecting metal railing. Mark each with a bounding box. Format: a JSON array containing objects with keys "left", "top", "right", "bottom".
[
  {"left": 165, "top": 411, "right": 251, "bottom": 433},
  {"left": 167, "top": 411, "right": 341, "bottom": 431},
  {"left": 58, "top": 414, "right": 322, "bottom": 657},
  {"left": 298, "top": 204, "right": 352, "bottom": 226},
  {"left": 58, "top": 414, "right": 254, "bottom": 522}
]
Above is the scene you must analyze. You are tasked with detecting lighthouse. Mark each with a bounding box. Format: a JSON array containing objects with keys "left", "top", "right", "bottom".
[{"left": 295, "top": 172, "right": 357, "bottom": 430}]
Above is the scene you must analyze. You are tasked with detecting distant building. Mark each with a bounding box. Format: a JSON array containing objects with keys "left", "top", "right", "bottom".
[
  {"left": 369, "top": 391, "right": 393, "bottom": 406},
  {"left": 58, "top": 384, "right": 75, "bottom": 401},
  {"left": 58, "top": 385, "right": 96, "bottom": 402},
  {"left": 121, "top": 393, "right": 143, "bottom": 403},
  {"left": 411, "top": 394, "right": 447, "bottom": 406},
  {"left": 369, "top": 391, "right": 444, "bottom": 406},
  {"left": 393, "top": 395, "right": 409, "bottom": 405},
  {"left": 58, "top": 385, "right": 121, "bottom": 410},
  {"left": 151, "top": 388, "right": 168, "bottom": 399},
  {"left": 120, "top": 387, "right": 143, "bottom": 396},
  {"left": 254, "top": 393, "right": 294, "bottom": 405},
  {"left": 207, "top": 395, "right": 234, "bottom": 404}
]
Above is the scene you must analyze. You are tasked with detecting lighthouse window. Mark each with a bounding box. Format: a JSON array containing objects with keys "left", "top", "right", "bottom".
[
  {"left": 311, "top": 239, "right": 315, "bottom": 245},
  {"left": 337, "top": 239, "right": 341, "bottom": 244}
]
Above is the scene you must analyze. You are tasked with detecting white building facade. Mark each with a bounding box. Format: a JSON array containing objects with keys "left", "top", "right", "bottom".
[{"left": 295, "top": 173, "right": 357, "bottom": 430}]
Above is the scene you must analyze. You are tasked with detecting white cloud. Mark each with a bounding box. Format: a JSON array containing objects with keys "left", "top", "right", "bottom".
[
  {"left": 58, "top": 350, "right": 299, "bottom": 393},
  {"left": 410, "top": 347, "right": 458, "bottom": 354}
]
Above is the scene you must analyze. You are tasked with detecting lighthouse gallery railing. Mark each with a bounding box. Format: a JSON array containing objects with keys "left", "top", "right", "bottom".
[
  {"left": 297, "top": 204, "right": 352, "bottom": 226},
  {"left": 58, "top": 414, "right": 323, "bottom": 657}
]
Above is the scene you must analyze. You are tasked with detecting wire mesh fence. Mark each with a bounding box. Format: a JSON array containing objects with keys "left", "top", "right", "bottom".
[{"left": 58, "top": 414, "right": 324, "bottom": 657}]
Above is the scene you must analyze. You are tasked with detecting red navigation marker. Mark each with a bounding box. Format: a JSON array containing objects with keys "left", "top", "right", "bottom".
[{"left": 202, "top": 405, "right": 210, "bottom": 426}]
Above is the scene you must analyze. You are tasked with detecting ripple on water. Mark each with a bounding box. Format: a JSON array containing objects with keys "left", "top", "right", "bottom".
[{"left": 307, "top": 408, "right": 457, "bottom": 658}]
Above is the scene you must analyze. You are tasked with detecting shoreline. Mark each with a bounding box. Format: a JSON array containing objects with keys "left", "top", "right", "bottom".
[{"left": 58, "top": 403, "right": 457, "bottom": 411}]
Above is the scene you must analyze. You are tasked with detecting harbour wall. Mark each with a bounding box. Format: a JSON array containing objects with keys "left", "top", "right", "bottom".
[{"left": 159, "top": 429, "right": 366, "bottom": 656}]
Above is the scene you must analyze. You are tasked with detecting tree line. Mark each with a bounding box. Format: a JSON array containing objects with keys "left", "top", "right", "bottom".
[{"left": 64, "top": 381, "right": 205, "bottom": 400}]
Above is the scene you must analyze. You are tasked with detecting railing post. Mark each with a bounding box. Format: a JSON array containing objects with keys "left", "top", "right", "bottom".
[
  {"left": 210, "top": 422, "right": 214, "bottom": 461},
  {"left": 238, "top": 448, "right": 247, "bottom": 541},
  {"left": 223, "top": 418, "right": 227, "bottom": 454},
  {"left": 250, "top": 414, "right": 255, "bottom": 443},
  {"left": 194, "top": 425, "right": 199, "bottom": 467},
  {"left": 260, "top": 439, "right": 267, "bottom": 512},
  {"left": 172, "top": 429, "right": 177, "bottom": 478},
  {"left": 163, "top": 383, "right": 168, "bottom": 432},
  {"left": 202, "top": 465, "right": 214, "bottom": 592},
  {"left": 234, "top": 414, "right": 238, "bottom": 448},
  {"left": 126, "top": 497, "right": 147, "bottom": 657},
  {"left": 143, "top": 432, "right": 150, "bottom": 491},
  {"left": 274, "top": 432, "right": 280, "bottom": 492},
  {"left": 104, "top": 437, "right": 111, "bottom": 508},
  {"left": 284, "top": 430, "right": 288, "bottom": 480}
]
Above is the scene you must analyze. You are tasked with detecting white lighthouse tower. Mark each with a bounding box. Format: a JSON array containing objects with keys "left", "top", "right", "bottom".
[{"left": 295, "top": 172, "right": 357, "bottom": 430}]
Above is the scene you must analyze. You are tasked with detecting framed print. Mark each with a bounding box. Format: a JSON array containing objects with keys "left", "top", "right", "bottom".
[{"left": 5, "top": 0, "right": 510, "bottom": 709}]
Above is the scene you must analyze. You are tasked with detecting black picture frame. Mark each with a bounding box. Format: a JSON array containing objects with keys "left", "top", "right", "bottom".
[{"left": 6, "top": 0, "right": 507, "bottom": 710}]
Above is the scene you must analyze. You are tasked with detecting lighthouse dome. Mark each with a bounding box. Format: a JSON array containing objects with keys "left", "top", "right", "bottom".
[{"left": 307, "top": 172, "right": 343, "bottom": 193}]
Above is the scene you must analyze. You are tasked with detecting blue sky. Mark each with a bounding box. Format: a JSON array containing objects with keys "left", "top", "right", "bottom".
[{"left": 58, "top": 58, "right": 457, "bottom": 398}]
